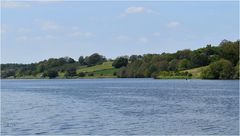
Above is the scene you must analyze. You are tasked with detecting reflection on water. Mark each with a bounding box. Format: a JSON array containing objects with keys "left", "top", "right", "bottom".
[{"left": 1, "top": 79, "right": 239, "bottom": 135}]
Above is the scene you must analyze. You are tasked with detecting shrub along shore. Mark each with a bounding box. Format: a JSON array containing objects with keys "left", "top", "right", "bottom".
[{"left": 1, "top": 40, "right": 239, "bottom": 80}]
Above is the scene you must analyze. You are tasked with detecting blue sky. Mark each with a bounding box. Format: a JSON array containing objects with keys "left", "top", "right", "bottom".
[{"left": 1, "top": 1, "right": 239, "bottom": 63}]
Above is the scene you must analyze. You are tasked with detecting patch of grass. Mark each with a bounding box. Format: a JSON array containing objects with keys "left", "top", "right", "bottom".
[
  {"left": 93, "top": 68, "right": 118, "bottom": 77},
  {"left": 77, "top": 61, "right": 113, "bottom": 73},
  {"left": 183, "top": 66, "right": 208, "bottom": 78},
  {"left": 58, "top": 72, "right": 65, "bottom": 78},
  {"left": 75, "top": 61, "right": 119, "bottom": 78}
]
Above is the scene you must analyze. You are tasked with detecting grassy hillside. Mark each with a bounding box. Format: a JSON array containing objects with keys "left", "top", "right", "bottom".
[
  {"left": 93, "top": 68, "right": 118, "bottom": 77},
  {"left": 54, "top": 63, "right": 209, "bottom": 79},
  {"left": 183, "top": 66, "right": 208, "bottom": 78},
  {"left": 155, "top": 66, "right": 209, "bottom": 79},
  {"left": 77, "top": 61, "right": 113, "bottom": 73},
  {"left": 76, "top": 61, "right": 118, "bottom": 78}
]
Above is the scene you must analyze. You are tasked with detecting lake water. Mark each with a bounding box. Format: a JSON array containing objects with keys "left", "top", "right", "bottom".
[{"left": 1, "top": 79, "right": 239, "bottom": 135}]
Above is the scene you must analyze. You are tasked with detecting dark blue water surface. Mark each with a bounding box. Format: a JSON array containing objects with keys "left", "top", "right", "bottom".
[{"left": 1, "top": 79, "right": 239, "bottom": 135}]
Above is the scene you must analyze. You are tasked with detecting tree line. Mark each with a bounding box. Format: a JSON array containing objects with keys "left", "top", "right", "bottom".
[
  {"left": 116, "top": 40, "right": 239, "bottom": 79},
  {"left": 1, "top": 40, "right": 239, "bottom": 79}
]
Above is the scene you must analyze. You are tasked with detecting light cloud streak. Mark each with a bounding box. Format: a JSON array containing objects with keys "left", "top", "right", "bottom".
[
  {"left": 1, "top": 0, "right": 64, "bottom": 9},
  {"left": 1, "top": 1, "right": 31, "bottom": 8},
  {"left": 125, "top": 7, "right": 146, "bottom": 14},
  {"left": 167, "top": 21, "right": 180, "bottom": 28},
  {"left": 35, "top": 20, "right": 60, "bottom": 31},
  {"left": 123, "top": 6, "right": 160, "bottom": 16}
]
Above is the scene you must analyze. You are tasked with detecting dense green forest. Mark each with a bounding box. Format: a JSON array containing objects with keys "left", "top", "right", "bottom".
[{"left": 1, "top": 40, "right": 239, "bottom": 79}]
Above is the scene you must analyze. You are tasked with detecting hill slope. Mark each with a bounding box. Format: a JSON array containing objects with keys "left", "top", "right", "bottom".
[
  {"left": 183, "top": 66, "right": 208, "bottom": 78},
  {"left": 76, "top": 61, "right": 118, "bottom": 78}
]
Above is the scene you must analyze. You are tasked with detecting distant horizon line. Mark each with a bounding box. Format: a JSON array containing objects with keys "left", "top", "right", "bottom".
[{"left": 1, "top": 39, "right": 239, "bottom": 65}]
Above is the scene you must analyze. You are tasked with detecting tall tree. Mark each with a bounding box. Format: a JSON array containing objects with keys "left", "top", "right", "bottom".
[
  {"left": 78, "top": 56, "right": 85, "bottom": 65},
  {"left": 112, "top": 57, "right": 128, "bottom": 68},
  {"left": 85, "top": 53, "right": 106, "bottom": 66}
]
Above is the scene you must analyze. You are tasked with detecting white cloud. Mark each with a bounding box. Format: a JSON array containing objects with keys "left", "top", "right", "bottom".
[
  {"left": 1, "top": 1, "right": 64, "bottom": 9},
  {"left": 35, "top": 20, "right": 60, "bottom": 31},
  {"left": 42, "top": 21, "right": 59, "bottom": 31},
  {"left": 125, "top": 7, "right": 146, "bottom": 14},
  {"left": 69, "top": 31, "right": 94, "bottom": 38},
  {"left": 1, "top": 1, "right": 31, "bottom": 8},
  {"left": 123, "top": 6, "right": 159, "bottom": 16},
  {"left": 167, "top": 21, "right": 180, "bottom": 28},
  {"left": 18, "top": 28, "right": 32, "bottom": 33}
]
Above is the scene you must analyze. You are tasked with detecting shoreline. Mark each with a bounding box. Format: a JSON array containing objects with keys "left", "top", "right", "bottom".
[{"left": 1, "top": 77, "right": 238, "bottom": 80}]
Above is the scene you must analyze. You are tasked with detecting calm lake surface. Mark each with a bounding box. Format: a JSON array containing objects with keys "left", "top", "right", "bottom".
[{"left": 1, "top": 79, "right": 239, "bottom": 135}]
